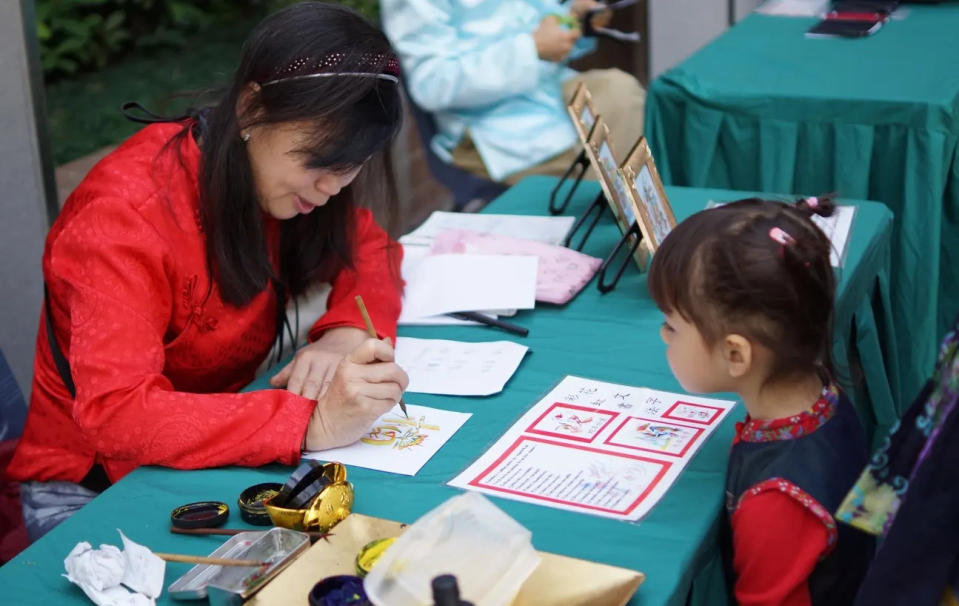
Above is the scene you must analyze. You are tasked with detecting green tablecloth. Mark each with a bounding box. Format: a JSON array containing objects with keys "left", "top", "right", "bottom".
[
  {"left": 0, "top": 177, "right": 893, "bottom": 606},
  {"left": 645, "top": 5, "right": 959, "bottom": 411}
]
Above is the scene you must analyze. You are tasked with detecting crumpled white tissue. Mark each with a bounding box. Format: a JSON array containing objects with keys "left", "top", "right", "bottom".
[{"left": 63, "top": 530, "right": 165, "bottom": 606}]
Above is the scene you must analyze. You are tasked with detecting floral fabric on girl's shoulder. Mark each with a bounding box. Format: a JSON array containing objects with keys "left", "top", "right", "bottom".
[{"left": 734, "top": 384, "right": 839, "bottom": 445}]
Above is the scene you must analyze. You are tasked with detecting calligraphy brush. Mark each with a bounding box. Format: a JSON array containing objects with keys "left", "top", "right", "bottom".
[
  {"left": 170, "top": 526, "right": 332, "bottom": 543},
  {"left": 354, "top": 295, "right": 409, "bottom": 418},
  {"left": 153, "top": 552, "right": 268, "bottom": 567}
]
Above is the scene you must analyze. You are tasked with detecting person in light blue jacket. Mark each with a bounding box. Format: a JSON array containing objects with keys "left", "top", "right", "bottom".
[{"left": 381, "top": 0, "right": 646, "bottom": 183}]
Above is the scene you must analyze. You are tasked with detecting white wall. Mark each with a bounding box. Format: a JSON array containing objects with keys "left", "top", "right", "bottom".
[
  {"left": 647, "top": 0, "right": 728, "bottom": 79},
  {"left": 646, "top": 0, "right": 763, "bottom": 79},
  {"left": 0, "top": 0, "right": 56, "bottom": 400},
  {"left": 733, "top": 0, "right": 764, "bottom": 22}
]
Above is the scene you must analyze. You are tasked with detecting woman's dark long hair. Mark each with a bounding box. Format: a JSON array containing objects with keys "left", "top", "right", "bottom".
[{"left": 188, "top": 2, "right": 402, "bottom": 306}]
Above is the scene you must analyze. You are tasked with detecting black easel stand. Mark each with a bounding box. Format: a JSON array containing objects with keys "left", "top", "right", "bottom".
[
  {"left": 548, "top": 148, "right": 590, "bottom": 215},
  {"left": 597, "top": 222, "right": 643, "bottom": 294},
  {"left": 563, "top": 192, "right": 608, "bottom": 251}
]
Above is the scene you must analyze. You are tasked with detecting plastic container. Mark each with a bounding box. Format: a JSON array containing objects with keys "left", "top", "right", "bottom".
[
  {"left": 167, "top": 527, "right": 310, "bottom": 604},
  {"left": 363, "top": 492, "right": 540, "bottom": 606}
]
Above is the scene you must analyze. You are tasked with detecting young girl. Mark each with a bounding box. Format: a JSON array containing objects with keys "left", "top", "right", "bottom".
[{"left": 647, "top": 197, "right": 873, "bottom": 605}]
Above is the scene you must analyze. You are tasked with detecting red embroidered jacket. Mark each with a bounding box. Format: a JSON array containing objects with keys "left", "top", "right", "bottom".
[
  {"left": 7, "top": 123, "right": 403, "bottom": 484},
  {"left": 727, "top": 386, "right": 861, "bottom": 606}
]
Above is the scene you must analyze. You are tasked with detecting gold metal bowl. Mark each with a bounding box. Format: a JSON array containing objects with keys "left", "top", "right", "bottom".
[
  {"left": 303, "top": 480, "right": 354, "bottom": 531},
  {"left": 264, "top": 462, "right": 354, "bottom": 532}
]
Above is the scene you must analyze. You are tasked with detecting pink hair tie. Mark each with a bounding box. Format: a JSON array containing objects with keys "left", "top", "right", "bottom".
[
  {"left": 769, "top": 227, "right": 795, "bottom": 258},
  {"left": 769, "top": 227, "right": 795, "bottom": 246},
  {"left": 805, "top": 196, "right": 819, "bottom": 209}
]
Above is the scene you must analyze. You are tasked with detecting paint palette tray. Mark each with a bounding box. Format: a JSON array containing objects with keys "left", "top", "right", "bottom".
[{"left": 168, "top": 527, "right": 310, "bottom": 604}]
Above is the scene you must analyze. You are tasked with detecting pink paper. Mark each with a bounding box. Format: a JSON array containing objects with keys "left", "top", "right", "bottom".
[{"left": 430, "top": 229, "right": 601, "bottom": 305}]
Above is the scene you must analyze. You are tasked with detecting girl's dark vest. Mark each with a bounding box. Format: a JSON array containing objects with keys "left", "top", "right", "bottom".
[{"left": 722, "top": 391, "right": 875, "bottom": 605}]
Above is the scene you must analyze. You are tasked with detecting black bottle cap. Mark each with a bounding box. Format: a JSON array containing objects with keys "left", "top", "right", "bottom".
[
  {"left": 432, "top": 574, "right": 473, "bottom": 606},
  {"left": 170, "top": 501, "right": 229, "bottom": 529}
]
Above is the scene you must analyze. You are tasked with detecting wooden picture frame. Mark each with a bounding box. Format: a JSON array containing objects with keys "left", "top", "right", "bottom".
[
  {"left": 583, "top": 117, "right": 648, "bottom": 270},
  {"left": 620, "top": 137, "right": 677, "bottom": 252},
  {"left": 566, "top": 81, "right": 598, "bottom": 145}
]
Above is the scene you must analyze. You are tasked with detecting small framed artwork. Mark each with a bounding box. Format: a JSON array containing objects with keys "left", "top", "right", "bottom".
[
  {"left": 584, "top": 117, "right": 648, "bottom": 270},
  {"left": 566, "top": 81, "right": 598, "bottom": 144},
  {"left": 621, "top": 137, "right": 677, "bottom": 251}
]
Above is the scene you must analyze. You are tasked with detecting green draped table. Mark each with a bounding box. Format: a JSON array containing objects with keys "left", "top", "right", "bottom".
[
  {"left": 0, "top": 177, "right": 893, "bottom": 606},
  {"left": 645, "top": 4, "right": 959, "bottom": 411}
]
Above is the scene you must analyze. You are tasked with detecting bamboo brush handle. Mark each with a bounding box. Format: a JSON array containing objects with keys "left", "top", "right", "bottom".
[{"left": 154, "top": 552, "right": 267, "bottom": 567}]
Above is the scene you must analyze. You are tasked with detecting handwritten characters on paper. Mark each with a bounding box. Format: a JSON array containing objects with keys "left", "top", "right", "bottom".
[
  {"left": 469, "top": 437, "right": 671, "bottom": 516},
  {"left": 643, "top": 394, "right": 667, "bottom": 416},
  {"left": 449, "top": 375, "right": 737, "bottom": 521},
  {"left": 662, "top": 402, "right": 724, "bottom": 425},
  {"left": 423, "top": 344, "right": 502, "bottom": 375},
  {"left": 394, "top": 337, "right": 529, "bottom": 397}
]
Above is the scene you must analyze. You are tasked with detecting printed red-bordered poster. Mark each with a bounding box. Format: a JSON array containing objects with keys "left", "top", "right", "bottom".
[
  {"left": 603, "top": 416, "right": 705, "bottom": 458},
  {"left": 468, "top": 436, "right": 672, "bottom": 515},
  {"left": 526, "top": 402, "right": 618, "bottom": 443},
  {"left": 661, "top": 401, "right": 726, "bottom": 425}
]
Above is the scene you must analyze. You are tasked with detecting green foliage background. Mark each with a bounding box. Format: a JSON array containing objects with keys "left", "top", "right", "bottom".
[
  {"left": 37, "top": 0, "right": 380, "bottom": 80},
  {"left": 38, "top": 0, "right": 381, "bottom": 164}
]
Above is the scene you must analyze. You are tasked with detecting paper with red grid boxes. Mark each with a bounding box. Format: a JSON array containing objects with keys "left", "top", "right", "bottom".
[{"left": 449, "top": 375, "right": 736, "bottom": 521}]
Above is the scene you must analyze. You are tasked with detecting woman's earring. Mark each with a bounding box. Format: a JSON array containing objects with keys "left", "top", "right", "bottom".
[{"left": 240, "top": 131, "right": 251, "bottom": 142}]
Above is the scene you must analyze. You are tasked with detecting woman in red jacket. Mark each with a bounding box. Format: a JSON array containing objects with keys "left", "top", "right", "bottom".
[{"left": 8, "top": 1, "right": 409, "bottom": 540}]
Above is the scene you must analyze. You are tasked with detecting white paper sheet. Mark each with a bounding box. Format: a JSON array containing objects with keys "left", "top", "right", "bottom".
[
  {"left": 397, "top": 314, "right": 482, "bottom": 326},
  {"left": 393, "top": 311, "right": 515, "bottom": 326},
  {"left": 399, "top": 244, "right": 521, "bottom": 324},
  {"left": 395, "top": 337, "right": 529, "bottom": 396},
  {"left": 401, "top": 211, "right": 574, "bottom": 247},
  {"left": 398, "top": 245, "right": 470, "bottom": 325},
  {"left": 304, "top": 404, "right": 471, "bottom": 476},
  {"left": 398, "top": 254, "right": 538, "bottom": 323},
  {"left": 810, "top": 205, "right": 856, "bottom": 267},
  {"left": 706, "top": 201, "right": 855, "bottom": 267},
  {"left": 449, "top": 376, "right": 736, "bottom": 521},
  {"left": 755, "top": 0, "right": 829, "bottom": 17}
]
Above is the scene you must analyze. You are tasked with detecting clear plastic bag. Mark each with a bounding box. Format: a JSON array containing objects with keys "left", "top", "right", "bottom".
[{"left": 363, "top": 492, "right": 540, "bottom": 606}]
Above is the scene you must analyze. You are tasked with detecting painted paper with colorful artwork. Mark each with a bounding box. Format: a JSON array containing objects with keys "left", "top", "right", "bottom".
[
  {"left": 304, "top": 404, "right": 471, "bottom": 476},
  {"left": 527, "top": 403, "right": 618, "bottom": 443},
  {"left": 604, "top": 417, "right": 705, "bottom": 457}
]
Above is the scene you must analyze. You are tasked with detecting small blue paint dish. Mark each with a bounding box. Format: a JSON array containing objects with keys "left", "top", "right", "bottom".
[{"left": 308, "top": 575, "right": 370, "bottom": 606}]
